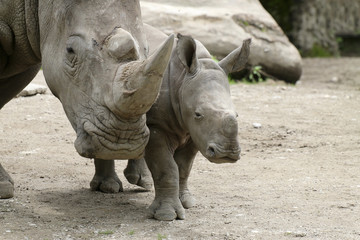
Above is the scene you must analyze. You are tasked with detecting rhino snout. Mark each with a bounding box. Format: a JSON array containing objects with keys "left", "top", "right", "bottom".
[{"left": 205, "top": 143, "right": 241, "bottom": 163}]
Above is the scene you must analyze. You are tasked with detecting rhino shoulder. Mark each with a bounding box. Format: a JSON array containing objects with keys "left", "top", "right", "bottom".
[
  {"left": 144, "top": 23, "right": 169, "bottom": 55},
  {"left": 0, "top": 0, "right": 40, "bottom": 77}
]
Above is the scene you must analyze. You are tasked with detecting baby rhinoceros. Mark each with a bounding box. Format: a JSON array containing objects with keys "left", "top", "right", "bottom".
[{"left": 127, "top": 31, "right": 251, "bottom": 221}]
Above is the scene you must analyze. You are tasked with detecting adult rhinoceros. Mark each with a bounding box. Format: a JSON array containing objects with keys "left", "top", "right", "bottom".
[{"left": 0, "top": 0, "right": 174, "bottom": 199}]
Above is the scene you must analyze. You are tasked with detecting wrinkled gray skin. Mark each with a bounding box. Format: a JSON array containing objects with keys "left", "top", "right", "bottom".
[
  {"left": 0, "top": 0, "right": 174, "bottom": 198},
  {"left": 123, "top": 25, "right": 250, "bottom": 220}
]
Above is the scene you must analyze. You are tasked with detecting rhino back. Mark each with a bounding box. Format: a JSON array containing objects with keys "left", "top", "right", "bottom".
[
  {"left": 144, "top": 24, "right": 169, "bottom": 55},
  {"left": 0, "top": 0, "right": 40, "bottom": 78}
]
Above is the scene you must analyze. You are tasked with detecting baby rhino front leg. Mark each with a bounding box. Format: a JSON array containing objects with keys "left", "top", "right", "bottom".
[
  {"left": 145, "top": 129, "right": 185, "bottom": 221},
  {"left": 174, "top": 142, "right": 198, "bottom": 209},
  {"left": 90, "top": 159, "right": 123, "bottom": 193}
]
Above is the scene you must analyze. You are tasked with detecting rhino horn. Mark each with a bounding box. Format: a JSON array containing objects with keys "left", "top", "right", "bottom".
[
  {"left": 113, "top": 34, "right": 175, "bottom": 118},
  {"left": 219, "top": 38, "right": 251, "bottom": 75}
]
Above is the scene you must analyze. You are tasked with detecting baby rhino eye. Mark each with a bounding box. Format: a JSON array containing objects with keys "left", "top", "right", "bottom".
[{"left": 194, "top": 111, "right": 204, "bottom": 120}]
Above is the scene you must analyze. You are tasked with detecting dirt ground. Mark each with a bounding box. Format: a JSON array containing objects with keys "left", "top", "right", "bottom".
[{"left": 0, "top": 58, "right": 359, "bottom": 240}]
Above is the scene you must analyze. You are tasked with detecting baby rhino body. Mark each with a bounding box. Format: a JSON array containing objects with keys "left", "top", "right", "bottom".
[{"left": 126, "top": 26, "right": 251, "bottom": 221}]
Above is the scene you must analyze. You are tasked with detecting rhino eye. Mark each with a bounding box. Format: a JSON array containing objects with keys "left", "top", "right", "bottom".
[
  {"left": 194, "top": 111, "right": 204, "bottom": 120},
  {"left": 65, "top": 35, "right": 83, "bottom": 56},
  {"left": 66, "top": 46, "right": 75, "bottom": 54}
]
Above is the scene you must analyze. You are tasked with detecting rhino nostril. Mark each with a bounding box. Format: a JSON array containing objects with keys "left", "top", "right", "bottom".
[{"left": 207, "top": 146, "right": 216, "bottom": 158}]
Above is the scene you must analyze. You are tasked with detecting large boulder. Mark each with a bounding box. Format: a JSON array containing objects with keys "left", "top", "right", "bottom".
[{"left": 141, "top": 0, "right": 302, "bottom": 83}]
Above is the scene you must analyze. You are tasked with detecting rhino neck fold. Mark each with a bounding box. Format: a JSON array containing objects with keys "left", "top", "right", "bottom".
[{"left": 168, "top": 60, "right": 188, "bottom": 132}]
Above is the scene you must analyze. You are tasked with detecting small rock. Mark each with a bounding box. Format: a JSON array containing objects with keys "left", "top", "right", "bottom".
[
  {"left": 286, "top": 129, "right": 295, "bottom": 134},
  {"left": 17, "top": 83, "right": 47, "bottom": 97},
  {"left": 330, "top": 76, "right": 339, "bottom": 83},
  {"left": 252, "top": 123, "right": 262, "bottom": 128}
]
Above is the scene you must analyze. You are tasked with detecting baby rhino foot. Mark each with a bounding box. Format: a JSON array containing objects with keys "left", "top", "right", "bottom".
[
  {"left": 0, "top": 164, "right": 14, "bottom": 199},
  {"left": 180, "top": 190, "right": 196, "bottom": 209},
  {"left": 148, "top": 197, "right": 185, "bottom": 221},
  {"left": 90, "top": 174, "right": 123, "bottom": 193},
  {"left": 124, "top": 159, "right": 153, "bottom": 190}
]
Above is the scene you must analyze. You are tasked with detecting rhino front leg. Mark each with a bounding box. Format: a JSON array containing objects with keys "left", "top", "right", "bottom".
[
  {"left": 174, "top": 142, "right": 198, "bottom": 209},
  {"left": 90, "top": 159, "right": 123, "bottom": 193},
  {"left": 145, "top": 128, "right": 185, "bottom": 221},
  {"left": 0, "top": 65, "right": 41, "bottom": 198},
  {"left": 0, "top": 164, "right": 14, "bottom": 199},
  {"left": 124, "top": 159, "right": 153, "bottom": 190}
]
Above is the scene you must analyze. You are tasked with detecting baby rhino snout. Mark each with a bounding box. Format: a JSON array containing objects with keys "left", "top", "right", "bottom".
[{"left": 206, "top": 142, "right": 241, "bottom": 163}]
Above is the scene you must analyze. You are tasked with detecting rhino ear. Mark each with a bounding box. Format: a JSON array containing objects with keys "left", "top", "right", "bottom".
[
  {"left": 176, "top": 33, "right": 199, "bottom": 73},
  {"left": 219, "top": 38, "right": 251, "bottom": 75}
]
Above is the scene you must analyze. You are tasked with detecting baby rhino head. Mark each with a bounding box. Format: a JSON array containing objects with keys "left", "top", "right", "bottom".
[{"left": 176, "top": 34, "right": 251, "bottom": 163}]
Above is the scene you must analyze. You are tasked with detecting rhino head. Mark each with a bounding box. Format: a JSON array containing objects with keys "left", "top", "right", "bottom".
[
  {"left": 39, "top": 1, "right": 174, "bottom": 160},
  {"left": 173, "top": 35, "right": 251, "bottom": 163}
]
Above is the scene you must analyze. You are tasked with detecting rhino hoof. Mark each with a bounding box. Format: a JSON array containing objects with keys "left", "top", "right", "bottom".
[
  {"left": 124, "top": 173, "right": 153, "bottom": 190},
  {"left": 90, "top": 175, "right": 123, "bottom": 193},
  {"left": 154, "top": 208, "right": 178, "bottom": 221},
  {"left": 148, "top": 198, "right": 185, "bottom": 221},
  {"left": 180, "top": 191, "right": 196, "bottom": 209},
  {"left": 0, "top": 180, "right": 14, "bottom": 199},
  {"left": 124, "top": 160, "right": 153, "bottom": 190}
]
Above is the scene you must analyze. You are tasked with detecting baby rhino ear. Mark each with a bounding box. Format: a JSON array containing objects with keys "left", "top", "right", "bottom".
[
  {"left": 176, "top": 33, "right": 199, "bottom": 73},
  {"left": 219, "top": 38, "right": 251, "bottom": 75}
]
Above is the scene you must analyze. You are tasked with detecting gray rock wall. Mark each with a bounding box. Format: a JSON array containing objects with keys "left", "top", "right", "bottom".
[{"left": 291, "top": 0, "right": 360, "bottom": 55}]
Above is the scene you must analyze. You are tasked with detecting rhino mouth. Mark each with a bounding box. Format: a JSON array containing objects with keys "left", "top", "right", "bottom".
[
  {"left": 209, "top": 157, "right": 239, "bottom": 164},
  {"left": 204, "top": 143, "right": 241, "bottom": 164},
  {"left": 74, "top": 112, "right": 149, "bottom": 160}
]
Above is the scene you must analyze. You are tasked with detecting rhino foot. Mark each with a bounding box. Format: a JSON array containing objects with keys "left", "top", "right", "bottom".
[
  {"left": 180, "top": 190, "right": 196, "bottom": 209},
  {"left": 0, "top": 180, "right": 14, "bottom": 199},
  {"left": 90, "top": 174, "right": 123, "bottom": 193},
  {"left": 0, "top": 164, "right": 14, "bottom": 199},
  {"left": 148, "top": 197, "right": 185, "bottom": 221},
  {"left": 124, "top": 159, "right": 153, "bottom": 190}
]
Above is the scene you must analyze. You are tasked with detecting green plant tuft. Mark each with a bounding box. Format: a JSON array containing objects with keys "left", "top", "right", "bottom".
[
  {"left": 241, "top": 65, "right": 266, "bottom": 83},
  {"left": 98, "top": 230, "right": 114, "bottom": 235},
  {"left": 211, "top": 55, "right": 219, "bottom": 63},
  {"left": 228, "top": 74, "right": 237, "bottom": 85},
  {"left": 158, "top": 233, "right": 167, "bottom": 240},
  {"left": 242, "top": 20, "right": 249, "bottom": 27},
  {"left": 303, "top": 43, "right": 333, "bottom": 57}
]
